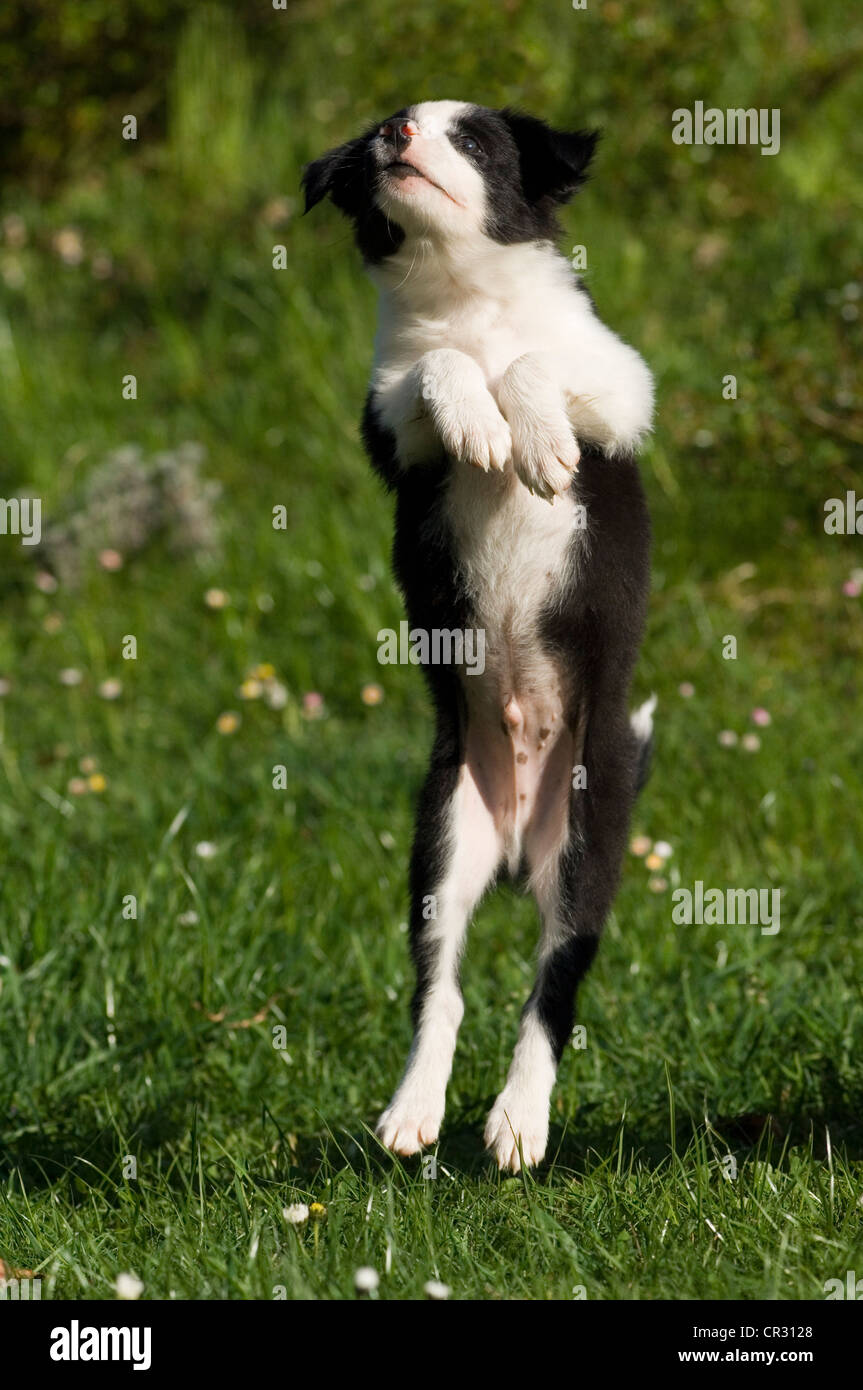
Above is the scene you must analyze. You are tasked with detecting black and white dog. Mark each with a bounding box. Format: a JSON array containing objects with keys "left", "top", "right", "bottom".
[{"left": 304, "top": 101, "right": 655, "bottom": 1171}]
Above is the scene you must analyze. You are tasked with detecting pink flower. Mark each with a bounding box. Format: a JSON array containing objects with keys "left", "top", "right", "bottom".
[
  {"left": 842, "top": 579, "right": 861, "bottom": 598},
  {"left": 750, "top": 708, "right": 771, "bottom": 727}
]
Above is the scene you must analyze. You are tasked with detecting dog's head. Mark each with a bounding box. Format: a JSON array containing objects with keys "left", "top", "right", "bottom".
[{"left": 302, "top": 100, "right": 599, "bottom": 262}]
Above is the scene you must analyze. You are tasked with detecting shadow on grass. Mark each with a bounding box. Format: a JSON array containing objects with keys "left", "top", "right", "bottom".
[
  {"left": 286, "top": 1060, "right": 863, "bottom": 1187},
  {"left": 0, "top": 1098, "right": 192, "bottom": 1199},
  {"left": 6, "top": 1058, "right": 860, "bottom": 1200}
]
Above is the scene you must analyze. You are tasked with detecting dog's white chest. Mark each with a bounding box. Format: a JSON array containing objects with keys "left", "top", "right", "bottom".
[
  {"left": 445, "top": 464, "right": 579, "bottom": 666},
  {"left": 444, "top": 463, "right": 581, "bottom": 868}
]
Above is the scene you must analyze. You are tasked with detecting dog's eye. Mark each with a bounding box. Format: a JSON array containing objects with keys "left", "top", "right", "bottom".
[{"left": 457, "top": 135, "right": 482, "bottom": 155}]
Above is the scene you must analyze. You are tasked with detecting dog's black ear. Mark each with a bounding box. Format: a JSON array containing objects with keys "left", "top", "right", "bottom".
[
  {"left": 502, "top": 111, "right": 599, "bottom": 207},
  {"left": 302, "top": 136, "right": 368, "bottom": 216}
]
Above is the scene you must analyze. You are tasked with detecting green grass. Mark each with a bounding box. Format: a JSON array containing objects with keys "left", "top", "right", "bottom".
[{"left": 1, "top": 0, "right": 862, "bottom": 1299}]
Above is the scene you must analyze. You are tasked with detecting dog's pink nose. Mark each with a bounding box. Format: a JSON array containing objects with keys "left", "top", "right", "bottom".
[{"left": 380, "top": 119, "right": 418, "bottom": 154}]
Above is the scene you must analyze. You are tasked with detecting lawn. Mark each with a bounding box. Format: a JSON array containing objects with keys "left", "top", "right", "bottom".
[{"left": 0, "top": 0, "right": 862, "bottom": 1300}]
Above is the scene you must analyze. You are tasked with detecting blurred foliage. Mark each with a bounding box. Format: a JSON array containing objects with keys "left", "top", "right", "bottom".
[{"left": 0, "top": 0, "right": 281, "bottom": 184}]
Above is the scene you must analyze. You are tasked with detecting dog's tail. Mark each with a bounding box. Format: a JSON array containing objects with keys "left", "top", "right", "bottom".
[{"left": 630, "top": 693, "right": 657, "bottom": 794}]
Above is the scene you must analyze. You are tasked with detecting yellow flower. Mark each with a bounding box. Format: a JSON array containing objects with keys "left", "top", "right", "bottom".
[
  {"left": 239, "top": 679, "right": 263, "bottom": 700},
  {"left": 217, "top": 711, "right": 240, "bottom": 734},
  {"left": 88, "top": 773, "right": 107, "bottom": 792},
  {"left": 250, "top": 663, "right": 276, "bottom": 681},
  {"left": 309, "top": 1200, "right": 327, "bottom": 1254},
  {"left": 361, "top": 683, "right": 384, "bottom": 706},
  {"left": 53, "top": 227, "right": 85, "bottom": 265},
  {"left": 644, "top": 852, "right": 663, "bottom": 871}
]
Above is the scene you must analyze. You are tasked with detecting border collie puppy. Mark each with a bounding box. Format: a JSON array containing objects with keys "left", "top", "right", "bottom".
[{"left": 304, "top": 101, "right": 655, "bottom": 1172}]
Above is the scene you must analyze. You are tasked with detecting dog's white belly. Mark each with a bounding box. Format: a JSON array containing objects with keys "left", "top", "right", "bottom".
[{"left": 445, "top": 465, "right": 580, "bottom": 870}]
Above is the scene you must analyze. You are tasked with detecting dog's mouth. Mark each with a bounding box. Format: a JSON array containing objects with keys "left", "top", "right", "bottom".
[
  {"left": 386, "top": 159, "right": 429, "bottom": 182},
  {"left": 383, "top": 160, "right": 460, "bottom": 206}
]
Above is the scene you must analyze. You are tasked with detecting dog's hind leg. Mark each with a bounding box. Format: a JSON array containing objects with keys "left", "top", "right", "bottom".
[
  {"left": 484, "top": 698, "right": 641, "bottom": 1172},
  {"left": 377, "top": 725, "right": 503, "bottom": 1156}
]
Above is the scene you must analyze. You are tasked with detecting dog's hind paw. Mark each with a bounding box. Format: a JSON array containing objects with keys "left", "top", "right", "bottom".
[
  {"left": 484, "top": 1091, "right": 550, "bottom": 1173},
  {"left": 376, "top": 1092, "right": 443, "bottom": 1156}
]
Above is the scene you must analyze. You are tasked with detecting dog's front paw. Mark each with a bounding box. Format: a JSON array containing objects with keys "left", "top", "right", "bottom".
[
  {"left": 484, "top": 1089, "right": 550, "bottom": 1173},
  {"left": 510, "top": 414, "right": 580, "bottom": 502},
  {"left": 436, "top": 397, "right": 512, "bottom": 473},
  {"left": 376, "top": 1088, "right": 444, "bottom": 1156}
]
